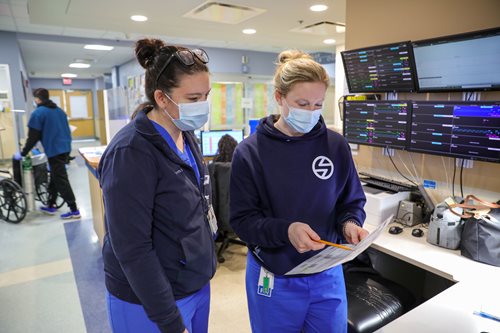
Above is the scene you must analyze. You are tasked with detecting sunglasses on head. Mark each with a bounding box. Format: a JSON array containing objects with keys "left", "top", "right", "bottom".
[{"left": 155, "top": 48, "right": 209, "bottom": 87}]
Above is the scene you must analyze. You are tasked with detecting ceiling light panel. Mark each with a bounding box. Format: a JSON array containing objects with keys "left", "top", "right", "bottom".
[
  {"left": 84, "top": 44, "right": 114, "bottom": 51},
  {"left": 131, "top": 15, "right": 148, "bottom": 22},
  {"left": 184, "top": 1, "right": 266, "bottom": 24},
  {"left": 310, "top": 4, "right": 328, "bottom": 12},
  {"left": 69, "top": 63, "right": 91, "bottom": 68}
]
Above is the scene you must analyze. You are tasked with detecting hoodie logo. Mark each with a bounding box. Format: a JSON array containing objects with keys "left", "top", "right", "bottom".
[{"left": 312, "top": 156, "right": 334, "bottom": 180}]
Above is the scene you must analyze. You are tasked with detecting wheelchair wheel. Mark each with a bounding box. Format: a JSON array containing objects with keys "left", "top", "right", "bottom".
[
  {"left": 0, "top": 179, "right": 27, "bottom": 223},
  {"left": 35, "top": 181, "right": 65, "bottom": 209}
]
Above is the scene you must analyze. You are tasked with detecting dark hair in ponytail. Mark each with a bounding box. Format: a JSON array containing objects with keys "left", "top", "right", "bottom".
[
  {"left": 131, "top": 38, "right": 209, "bottom": 119},
  {"left": 33, "top": 88, "right": 57, "bottom": 108}
]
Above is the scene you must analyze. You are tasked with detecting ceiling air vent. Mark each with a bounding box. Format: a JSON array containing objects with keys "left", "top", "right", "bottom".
[
  {"left": 183, "top": 1, "right": 266, "bottom": 24},
  {"left": 291, "top": 21, "right": 346, "bottom": 35}
]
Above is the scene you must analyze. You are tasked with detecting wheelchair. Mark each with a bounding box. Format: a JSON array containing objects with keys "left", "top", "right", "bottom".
[
  {"left": 31, "top": 154, "right": 65, "bottom": 209},
  {"left": 0, "top": 170, "right": 27, "bottom": 223},
  {"left": 0, "top": 154, "right": 65, "bottom": 224}
]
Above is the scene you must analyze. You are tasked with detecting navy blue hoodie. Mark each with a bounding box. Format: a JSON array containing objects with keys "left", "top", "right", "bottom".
[
  {"left": 230, "top": 115, "right": 366, "bottom": 275},
  {"left": 97, "top": 108, "right": 216, "bottom": 333}
]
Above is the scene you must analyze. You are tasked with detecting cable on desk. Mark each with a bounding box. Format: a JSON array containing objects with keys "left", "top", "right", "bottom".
[
  {"left": 452, "top": 158, "right": 457, "bottom": 198},
  {"left": 460, "top": 158, "right": 465, "bottom": 198},
  {"left": 408, "top": 151, "right": 420, "bottom": 185},
  {"left": 441, "top": 156, "right": 451, "bottom": 197},
  {"left": 397, "top": 151, "right": 419, "bottom": 184},
  {"left": 385, "top": 147, "right": 418, "bottom": 186}
]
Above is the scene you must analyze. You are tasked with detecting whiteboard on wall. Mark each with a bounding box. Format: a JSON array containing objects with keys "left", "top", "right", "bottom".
[{"left": 69, "top": 95, "right": 88, "bottom": 118}]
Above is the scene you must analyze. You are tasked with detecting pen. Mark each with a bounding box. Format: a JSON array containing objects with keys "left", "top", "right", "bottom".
[
  {"left": 473, "top": 310, "right": 500, "bottom": 323},
  {"left": 315, "top": 239, "right": 353, "bottom": 251}
]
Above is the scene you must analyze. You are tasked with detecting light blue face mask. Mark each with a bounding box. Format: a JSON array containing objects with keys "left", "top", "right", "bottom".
[
  {"left": 164, "top": 93, "right": 210, "bottom": 131},
  {"left": 283, "top": 100, "right": 322, "bottom": 133}
]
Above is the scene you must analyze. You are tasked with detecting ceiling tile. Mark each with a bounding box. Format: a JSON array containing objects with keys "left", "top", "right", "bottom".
[
  {"left": 0, "top": 3, "right": 11, "bottom": 16},
  {"left": 9, "top": 3, "right": 29, "bottom": 19},
  {"left": 62, "top": 26, "right": 107, "bottom": 38}
]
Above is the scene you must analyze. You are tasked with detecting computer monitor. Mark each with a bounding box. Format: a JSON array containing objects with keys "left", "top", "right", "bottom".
[
  {"left": 200, "top": 129, "right": 244, "bottom": 157},
  {"left": 412, "top": 27, "right": 500, "bottom": 92},
  {"left": 341, "top": 41, "right": 417, "bottom": 93},
  {"left": 408, "top": 101, "right": 500, "bottom": 163},
  {"left": 248, "top": 119, "right": 259, "bottom": 135},
  {"left": 343, "top": 100, "right": 411, "bottom": 149}
]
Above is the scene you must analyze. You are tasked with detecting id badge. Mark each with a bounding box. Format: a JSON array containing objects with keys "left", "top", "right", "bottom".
[
  {"left": 207, "top": 204, "right": 218, "bottom": 236},
  {"left": 257, "top": 266, "right": 274, "bottom": 297}
]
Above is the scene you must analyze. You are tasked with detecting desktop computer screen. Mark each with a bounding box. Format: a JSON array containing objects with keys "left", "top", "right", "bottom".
[
  {"left": 409, "top": 101, "right": 500, "bottom": 163},
  {"left": 341, "top": 41, "right": 417, "bottom": 93},
  {"left": 200, "top": 129, "right": 244, "bottom": 157},
  {"left": 248, "top": 119, "right": 259, "bottom": 136},
  {"left": 412, "top": 27, "right": 500, "bottom": 92},
  {"left": 343, "top": 100, "right": 411, "bottom": 149}
]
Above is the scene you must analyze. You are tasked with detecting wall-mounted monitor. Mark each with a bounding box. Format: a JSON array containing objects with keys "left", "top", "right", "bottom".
[
  {"left": 341, "top": 41, "right": 417, "bottom": 93},
  {"left": 409, "top": 101, "right": 500, "bottom": 163},
  {"left": 412, "top": 27, "right": 500, "bottom": 92},
  {"left": 343, "top": 100, "right": 411, "bottom": 149},
  {"left": 200, "top": 129, "right": 244, "bottom": 157}
]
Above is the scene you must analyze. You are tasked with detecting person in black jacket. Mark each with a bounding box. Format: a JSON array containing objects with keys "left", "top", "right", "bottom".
[
  {"left": 98, "top": 38, "right": 216, "bottom": 333},
  {"left": 15, "top": 88, "right": 80, "bottom": 219}
]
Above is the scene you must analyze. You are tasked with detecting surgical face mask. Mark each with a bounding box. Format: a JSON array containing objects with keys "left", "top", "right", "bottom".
[
  {"left": 164, "top": 93, "right": 210, "bottom": 131},
  {"left": 283, "top": 100, "right": 322, "bottom": 133}
]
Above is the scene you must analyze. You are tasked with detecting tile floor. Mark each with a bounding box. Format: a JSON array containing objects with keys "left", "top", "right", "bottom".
[{"left": 0, "top": 140, "right": 251, "bottom": 333}]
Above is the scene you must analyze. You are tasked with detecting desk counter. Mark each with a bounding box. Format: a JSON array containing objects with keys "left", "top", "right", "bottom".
[
  {"left": 78, "top": 146, "right": 106, "bottom": 246},
  {"left": 363, "top": 223, "right": 500, "bottom": 332}
]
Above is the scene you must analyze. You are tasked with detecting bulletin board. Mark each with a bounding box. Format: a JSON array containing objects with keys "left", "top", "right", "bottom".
[
  {"left": 127, "top": 74, "right": 146, "bottom": 113},
  {"left": 247, "top": 83, "right": 277, "bottom": 118},
  {"left": 210, "top": 82, "right": 244, "bottom": 130}
]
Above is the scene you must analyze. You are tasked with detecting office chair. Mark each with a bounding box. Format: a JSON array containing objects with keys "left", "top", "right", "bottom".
[
  {"left": 343, "top": 253, "right": 416, "bottom": 333},
  {"left": 208, "top": 162, "right": 246, "bottom": 263}
]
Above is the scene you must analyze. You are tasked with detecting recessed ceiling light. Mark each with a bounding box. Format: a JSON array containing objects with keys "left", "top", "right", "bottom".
[
  {"left": 310, "top": 4, "right": 328, "bottom": 12},
  {"left": 242, "top": 28, "right": 256, "bottom": 35},
  {"left": 61, "top": 73, "right": 77, "bottom": 78},
  {"left": 323, "top": 39, "right": 336, "bottom": 45},
  {"left": 84, "top": 44, "right": 114, "bottom": 51},
  {"left": 131, "top": 15, "right": 148, "bottom": 22},
  {"left": 69, "top": 63, "right": 91, "bottom": 69}
]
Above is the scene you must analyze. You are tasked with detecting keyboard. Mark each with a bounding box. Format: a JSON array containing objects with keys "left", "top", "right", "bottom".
[{"left": 358, "top": 172, "right": 416, "bottom": 193}]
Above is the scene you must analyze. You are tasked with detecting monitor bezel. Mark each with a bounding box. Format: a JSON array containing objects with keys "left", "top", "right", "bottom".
[
  {"left": 342, "top": 100, "right": 412, "bottom": 150},
  {"left": 408, "top": 100, "right": 500, "bottom": 163},
  {"left": 200, "top": 129, "right": 244, "bottom": 157},
  {"left": 412, "top": 27, "right": 500, "bottom": 93},
  {"left": 341, "top": 40, "right": 418, "bottom": 93}
]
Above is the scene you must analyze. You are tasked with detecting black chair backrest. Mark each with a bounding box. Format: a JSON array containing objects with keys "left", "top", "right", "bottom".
[{"left": 208, "top": 162, "right": 232, "bottom": 232}]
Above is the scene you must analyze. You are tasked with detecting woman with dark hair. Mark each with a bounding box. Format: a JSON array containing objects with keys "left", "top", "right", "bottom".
[
  {"left": 98, "top": 38, "right": 216, "bottom": 333},
  {"left": 213, "top": 134, "right": 238, "bottom": 162}
]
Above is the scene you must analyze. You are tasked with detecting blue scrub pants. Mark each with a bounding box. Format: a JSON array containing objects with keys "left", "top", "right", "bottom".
[
  {"left": 246, "top": 254, "right": 347, "bottom": 333},
  {"left": 106, "top": 283, "right": 210, "bottom": 333}
]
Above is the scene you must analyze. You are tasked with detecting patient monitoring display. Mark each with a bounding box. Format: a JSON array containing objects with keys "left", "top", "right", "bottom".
[
  {"left": 412, "top": 28, "right": 500, "bottom": 92},
  {"left": 343, "top": 101, "right": 410, "bottom": 149},
  {"left": 409, "top": 101, "right": 500, "bottom": 163}
]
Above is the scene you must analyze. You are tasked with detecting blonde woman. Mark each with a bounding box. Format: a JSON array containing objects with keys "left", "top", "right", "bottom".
[{"left": 230, "top": 50, "right": 368, "bottom": 333}]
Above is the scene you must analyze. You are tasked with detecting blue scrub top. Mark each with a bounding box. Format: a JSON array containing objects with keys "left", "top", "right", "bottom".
[
  {"left": 28, "top": 105, "right": 72, "bottom": 158},
  {"left": 151, "top": 120, "right": 200, "bottom": 185}
]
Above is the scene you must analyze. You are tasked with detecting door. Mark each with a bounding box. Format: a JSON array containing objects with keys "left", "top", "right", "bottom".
[{"left": 65, "top": 90, "right": 95, "bottom": 139}]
